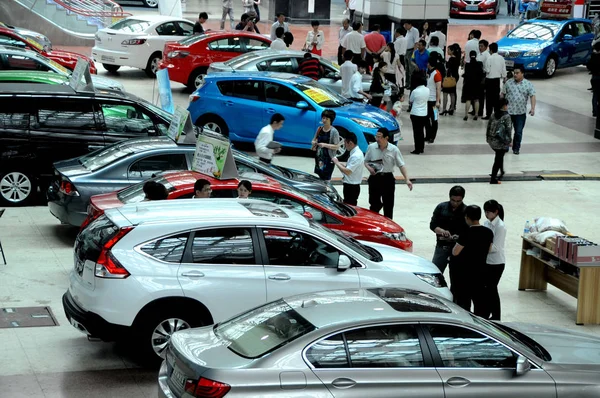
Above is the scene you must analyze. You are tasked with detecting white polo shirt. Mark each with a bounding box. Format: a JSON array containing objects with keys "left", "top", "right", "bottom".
[
  {"left": 342, "top": 146, "right": 365, "bottom": 185},
  {"left": 341, "top": 61, "right": 358, "bottom": 98},
  {"left": 409, "top": 85, "right": 430, "bottom": 117},
  {"left": 270, "top": 38, "right": 287, "bottom": 50},
  {"left": 342, "top": 31, "right": 366, "bottom": 55},
  {"left": 486, "top": 53, "right": 507, "bottom": 79},
  {"left": 429, "top": 30, "right": 446, "bottom": 49},
  {"left": 465, "top": 38, "right": 479, "bottom": 63}
]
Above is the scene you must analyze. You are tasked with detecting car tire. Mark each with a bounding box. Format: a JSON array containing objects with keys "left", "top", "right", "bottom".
[
  {"left": 0, "top": 170, "right": 36, "bottom": 206},
  {"left": 145, "top": 52, "right": 162, "bottom": 78},
  {"left": 187, "top": 68, "right": 208, "bottom": 90},
  {"left": 142, "top": 0, "right": 158, "bottom": 7},
  {"left": 198, "top": 115, "right": 229, "bottom": 138},
  {"left": 542, "top": 55, "right": 557, "bottom": 78},
  {"left": 103, "top": 64, "right": 120, "bottom": 73}
]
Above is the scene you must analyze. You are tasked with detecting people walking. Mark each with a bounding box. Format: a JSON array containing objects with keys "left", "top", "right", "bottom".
[
  {"left": 486, "top": 98, "right": 512, "bottom": 184},
  {"left": 345, "top": 0, "right": 357, "bottom": 23},
  {"left": 341, "top": 22, "right": 366, "bottom": 64},
  {"left": 501, "top": 66, "right": 536, "bottom": 154},
  {"left": 482, "top": 200, "right": 506, "bottom": 320},
  {"left": 220, "top": 0, "right": 235, "bottom": 30},
  {"left": 451, "top": 205, "right": 494, "bottom": 313},
  {"left": 312, "top": 110, "right": 342, "bottom": 182},
  {"left": 462, "top": 51, "right": 484, "bottom": 121},
  {"left": 333, "top": 132, "right": 364, "bottom": 206},
  {"left": 587, "top": 42, "right": 600, "bottom": 117},
  {"left": 338, "top": 19, "right": 353, "bottom": 65},
  {"left": 242, "top": 0, "right": 255, "bottom": 14},
  {"left": 404, "top": 21, "right": 420, "bottom": 88},
  {"left": 364, "top": 128, "right": 413, "bottom": 219},
  {"left": 442, "top": 43, "right": 461, "bottom": 116},
  {"left": 364, "top": 24, "right": 387, "bottom": 69},
  {"left": 507, "top": 0, "right": 517, "bottom": 16},
  {"left": 409, "top": 74, "right": 429, "bottom": 154},
  {"left": 304, "top": 21, "right": 324, "bottom": 56},
  {"left": 193, "top": 12, "right": 208, "bottom": 34},
  {"left": 255, "top": 113, "right": 285, "bottom": 164},
  {"left": 430, "top": 185, "right": 468, "bottom": 274},
  {"left": 484, "top": 42, "right": 507, "bottom": 119},
  {"left": 270, "top": 13, "right": 289, "bottom": 40},
  {"left": 425, "top": 57, "right": 442, "bottom": 144},
  {"left": 253, "top": 0, "right": 261, "bottom": 23}
]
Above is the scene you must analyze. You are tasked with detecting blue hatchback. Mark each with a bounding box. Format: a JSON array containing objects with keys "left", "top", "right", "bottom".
[
  {"left": 497, "top": 18, "right": 593, "bottom": 78},
  {"left": 187, "top": 72, "right": 400, "bottom": 152}
]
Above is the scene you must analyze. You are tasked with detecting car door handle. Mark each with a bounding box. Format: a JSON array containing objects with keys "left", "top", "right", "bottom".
[
  {"left": 331, "top": 378, "right": 356, "bottom": 389},
  {"left": 265, "top": 108, "right": 276, "bottom": 114},
  {"left": 88, "top": 145, "right": 103, "bottom": 151},
  {"left": 446, "top": 377, "right": 471, "bottom": 387},
  {"left": 224, "top": 100, "right": 234, "bottom": 106},
  {"left": 268, "top": 274, "right": 290, "bottom": 281},
  {"left": 181, "top": 271, "right": 205, "bottom": 278}
]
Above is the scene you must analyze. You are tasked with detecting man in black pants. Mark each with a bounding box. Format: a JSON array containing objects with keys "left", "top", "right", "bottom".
[
  {"left": 333, "top": 132, "right": 364, "bottom": 206},
  {"left": 363, "top": 128, "right": 413, "bottom": 219},
  {"left": 484, "top": 42, "right": 507, "bottom": 119}
]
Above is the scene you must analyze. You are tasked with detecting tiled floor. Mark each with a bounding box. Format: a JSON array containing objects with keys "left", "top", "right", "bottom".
[{"left": 1, "top": 4, "right": 599, "bottom": 397}]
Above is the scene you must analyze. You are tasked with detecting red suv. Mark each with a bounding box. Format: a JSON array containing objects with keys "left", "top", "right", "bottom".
[
  {"left": 450, "top": 0, "right": 500, "bottom": 18},
  {"left": 0, "top": 26, "right": 97, "bottom": 73},
  {"left": 85, "top": 171, "right": 413, "bottom": 252},
  {"left": 158, "top": 31, "right": 271, "bottom": 89}
]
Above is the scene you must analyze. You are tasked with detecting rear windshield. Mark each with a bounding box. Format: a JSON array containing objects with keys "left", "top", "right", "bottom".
[
  {"left": 224, "top": 51, "right": 261, "bottom": 67},
  {"left": 78, "top": 144, "right": 136, "bottom": 172},
  {"left": 109, "top": 19, "right": 151, "bottom": 32},
  {"left": 179, "top": 33, "right": 208, "bottom": 46},
  {"left": 75, "top": 215, "right": 119, "bottom": 263},
  {"left": 117, "top": 176, "right": 175, "bottom": 203},
  {"left": 214, "top": 299, "right": 316, "bottom": 359}
]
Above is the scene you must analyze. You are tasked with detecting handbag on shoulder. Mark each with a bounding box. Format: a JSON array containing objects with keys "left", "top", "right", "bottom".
[{"left": 442, "top": 76, "right": 456, "bottom": 88}]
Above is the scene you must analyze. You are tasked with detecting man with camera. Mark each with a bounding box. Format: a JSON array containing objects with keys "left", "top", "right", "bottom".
[{"left": 236, "top": 12, "right": 260, "bottom": 33}]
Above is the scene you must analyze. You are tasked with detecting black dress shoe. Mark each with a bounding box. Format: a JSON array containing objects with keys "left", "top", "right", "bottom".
[
  {"left": 463, "top": 116, "right": 468, "bottom": 121},
  {"left": 410, "top": 150, "right": 422, "bottom": 154},
  {"left": 482, "top": 116, "right": 490, "bottom": 120},
  {"left": 490, "top": 179, "right": 501, "bottom": 185},
  {"left": 448, "top": 110, "right": 454, "bottom": 116}
]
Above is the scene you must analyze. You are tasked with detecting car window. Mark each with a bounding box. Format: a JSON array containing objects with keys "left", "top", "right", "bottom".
[
  {"left": 100, "top": 103, "right": 157, "bottom": 135},
  {"left": 190, "top": 228, "right": 255, "bottom": 264},
  {"left": 261, "top": 228, "right": 340, "bottom": 267},
  {"left": 209, "top": 37, "right": 243, "bottom": 52},
  {"left": 155, "top": 22, "right": 179, "bottom": 36},
  {"left": 583, "top": 23, "right": 593, "bottom": 34},
  {"left": 427, "top": 324, "right": 517, "bottom": 368},
  {"left": 128, "top": 154, "right": 187, "bottom": 179},
  {"left": 507, "top": 22, "right": 559, "bottom": 41},
  {"left": 574, "top": 22, "right": 590, "bottom": 36},
  {"left": 0, "top": 101, "right": 30, "bottom": 129},
  {"left": 257, "top": 58, "right": 295, "bottom": 73},
  {"left": 178, "top": 21, "right": 194, "bottom": 36},
  {"left": 251, "top": 191, "right": 324, "bottom": 221},
  {"left": 0, "top": 33, "right": 25, "bottom": 48},
  {"left": 140, "top": 233, "right": 189, "bottom": 263},
  {"left": 217, "top": 81, "right": 234, "bottom": 96},
  {"left": 35, "top": 101, "right": 97, "bottom": 130},
  {"left": 233, "top": 80, "right": 262, "bottom": 101},
  {"left": 2, "top": 53, "right": 50, "bottom": 71},
  {"left": 109, "top": 18, "right": 151, "bottom": 32},
  {"left": 264, "top": 82, "right": 305, "bottom": 108},
  {"left": 306, "top": 334, "right": 349, "bottom": 368},
  {"left": 242, "top": 38, "right": 270, "bottom": 51},
  {"left": 236, "top": 162, "right": 256, "bottom": 174}
]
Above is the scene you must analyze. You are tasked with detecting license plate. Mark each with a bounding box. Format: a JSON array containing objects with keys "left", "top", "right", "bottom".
[
  {"left": 505, "top": 60, "right": 515, "bottom": 68},
  {"left": 466, "top": 5, "right": 479, "bottom": 11},
  {"left": 101, "top": 55, "right": 115, "bottom": 63},
  {"left": 171, "top": 369, "right": 187, "bottom": 388}
]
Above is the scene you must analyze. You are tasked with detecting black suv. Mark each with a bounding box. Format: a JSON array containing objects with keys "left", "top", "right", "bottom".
[{"left": 0, "top": 83, "right": 172, "bottom": 205}]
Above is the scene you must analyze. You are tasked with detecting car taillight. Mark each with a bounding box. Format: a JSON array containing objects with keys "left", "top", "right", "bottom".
[
  {"left": 167, "top": 50, "right": 189, "bottom": 58},
  {"left": 189, "top": 94, "right": 200, "bottom": 102},
  {"left": 184, "top": 377, "right": 231, "bottom": 398},
  {"left": 80, "top": 207, "right": 102, "bottom": 231},
  {"left": 60, "top": 180, "right": 79, "bottom": 196},
  {"left": 94, "top": 227, "right": 133, "bottom": 279},
  {"left": 122, "top": 38, "right": 147, "bottom": 45}
]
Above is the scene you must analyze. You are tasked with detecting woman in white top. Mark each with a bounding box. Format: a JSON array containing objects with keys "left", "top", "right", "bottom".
[
  {"left": 409, "top": 74, "right": 430, "bottom": 154},
  {"left": 304, "top": 20, "right": 325, "bottom": 56},
  {"left": 483, "top": 199, "right": 506, "bottom": 321}
]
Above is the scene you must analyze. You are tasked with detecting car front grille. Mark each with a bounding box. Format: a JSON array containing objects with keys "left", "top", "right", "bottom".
[
  {"left": 464, "top": 0, "right": 483, "bottom": 4},
  {"left": 499, "top": 50, "right": 521, "bottom": 59}
]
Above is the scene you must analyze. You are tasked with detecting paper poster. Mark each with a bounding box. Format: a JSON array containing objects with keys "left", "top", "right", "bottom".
[
  {"left": 540, "top": 0, "right": 574, "bottom": 18},
  {"left": 69, "top": 58, "right": 94, "bottom": 92},
  {"left": 192, "top": 130, "right": 238, "bottom": 180},
  {"left": 303, "top": 88, "right": 331, "bottom": 104},
  {"left": 49, "top": 59, "right": 70, "bottom": 74},
  {"left": 156, "top": 68, "right": 174, "bottom": 114},
  {"left": 166, "top": 106, "right": 193, "bottom": 143},
  {"left": 308, "top": 0, "right": 315, "bottom": 13}
]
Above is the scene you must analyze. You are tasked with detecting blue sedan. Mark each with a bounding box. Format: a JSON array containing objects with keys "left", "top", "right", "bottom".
[
  {"left": 187, "top": 72, "right": 401, "bottom": 152},
  {"left": 497, "top": 18, "right": 593, "bottom": 78}
]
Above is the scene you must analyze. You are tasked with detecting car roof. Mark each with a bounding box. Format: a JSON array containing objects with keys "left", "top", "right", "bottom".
[
  {"left": 109, "top": 198, "right": 306, "bottom": 227},
  {"left": 0, "top": 81, "right": 133, "bottom": 99},
  {"left": 285, "top": 288, "right": 470, "bottom": 328},
  {"left": 0, "top": 70, "right": 67, "bottom": 83},
  {"left": 206, "top": 71, "right": 311, "bottom": 84},
  {"left": 120, "top": 15, "right": 191, "bottom": 23},
  {"left": 526, "top": 18, "right": 590, "bottom": 25}
]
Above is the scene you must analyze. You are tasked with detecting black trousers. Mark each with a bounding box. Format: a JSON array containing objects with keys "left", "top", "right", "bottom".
[
  {"left": 426, "top": 101, "right": 438, "bottom": 142},
  {"left": 337, "top": 45, "right": 344, "bottom": 66},
  {"left": 368, "top": 172, "right": 396, "bottom": 219},
  {"left": 343, "top": 183, "right": 360, "bottom": 206},
  {"left": 410, "top": 114, "right": 427, "bottom": 153},
  {"left": 491, "top": 149, "right": 505, "bottom": 179},
  {"left": 449, "top": 262, "right": 474, "bottom": 312},
  {"left": 485, "top": 78, "right": 501, "bottom": 117},
  {"left": 478, "top": 82, "right": 486, "bottom": 116},
  {"left": 481, "top": 263, "right": 505, "bottom": 320},
  {"left": 351, "top": 53, "right": 363, "bottom": 65}
]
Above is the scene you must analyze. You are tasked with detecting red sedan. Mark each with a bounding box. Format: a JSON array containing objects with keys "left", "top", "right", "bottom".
[
  {"left": 0, "top": 26, "right": 97, "bottom": 73},
  {"left": 450, "top": 0, "right": 500, "bottom": 18},
  {"left": 158, "top": 31, "right": 271, "bottom": 89},
  {"left": 85, "top": 171, "right": 413, "bottom": 252}
]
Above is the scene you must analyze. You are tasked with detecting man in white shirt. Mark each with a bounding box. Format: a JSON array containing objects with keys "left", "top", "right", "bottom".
[
  {"left": 345, "top": 0, "right": 357, "bottom": 23},
  {"left": 428, "top": 36, "right": 444, "bottom": 58},
  {"left": 341, "top": 21, "right": 366, "bottom": 64},
  {"left": 477, "top": 39, "right": 490, "bottom": 117},
  {"left": 428, "top": 22, "right": 446, "bottom": 54},
  {"left": 254, "top": 113, "right": 285, "bottom": 163},
  {"left": 403, "top": 21, "right": 420, "bottom": 88},
  {"left": 464, "top": 29, "right": 481, "bottom": 63},
  {"left": 333, "top": 132, "right": 364, "bottom": 205},
  {"left": 484, "top": 42, "right": 507, "bottom": 119},
  {"left": 337, "top": 18, "right": 353, "bottom": 65},
  {"left": 341, "top": 50, "right": 358, "bottom": 98},
  {"left": 393, "top": 27, "right": 408, "bottom": 66},
  {"left": 270, "top": 13, "right": 289, "bottom": 40},
  {"left": 270, "top": 27, "right": 286, "bottom": 50},
  {"left": 409, "top": 73, "right": 430, "bottom": 154},
  {"left": 349, "top": 60, "right": 371, "bottom": 101}
]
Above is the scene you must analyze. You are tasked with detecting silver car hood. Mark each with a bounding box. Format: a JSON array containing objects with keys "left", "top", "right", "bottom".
[
  {"left": 360, "top": 240, "right": 442, "bottom": 274},
  {"left": 506, "top": 322, "right": 600, "bottom": 367}
]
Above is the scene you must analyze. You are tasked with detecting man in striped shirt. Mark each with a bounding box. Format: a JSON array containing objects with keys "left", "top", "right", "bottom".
[{"left": 299, "top": 53, "right": 323, "bottom": 80}]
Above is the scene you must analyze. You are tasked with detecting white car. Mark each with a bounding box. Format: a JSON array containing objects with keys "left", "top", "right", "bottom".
[
  {"left": 63, "top": 199, "right": 450, "bottom": 360},
  {"left": 92, "top": 15, "right": 195, "bottom": 77}
]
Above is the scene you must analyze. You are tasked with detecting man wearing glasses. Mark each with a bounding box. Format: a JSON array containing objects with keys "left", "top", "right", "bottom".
[
  {"left": 429, "top": 185, "right": 468, "bottom": 273},
  {"left": 194, "top": 179, "right": 212, "bottom": 199}
]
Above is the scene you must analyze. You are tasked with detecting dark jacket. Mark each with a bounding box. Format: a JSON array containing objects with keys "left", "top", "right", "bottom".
[
  {"left": 193, "top": 21, "right": 204, "bottom": 34},
  {"left": 486, "top": 110, "right": 512, "bottom": 150},
  {"left": 587, "top": 52, "right": 600, "bottom": 77},
  {"left": 430, "top": 202, "right": 468, "bottom": 246}
]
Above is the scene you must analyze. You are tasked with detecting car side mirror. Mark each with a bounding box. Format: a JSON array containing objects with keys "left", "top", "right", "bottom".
[
  {"left": 302, "top": 211, "right": 313, "bottom": 219},
  {"left": 296, "top": 101, "right": 309, "bottom": 110},
  {"left": 515, "top": 355, "right": 531, "bottom": 376},
  {"left": 337, "top": 254, "right": 351, "bottom": 271},
  {"left": 563, "top": 34, "right": 574, "bottom": 41}
]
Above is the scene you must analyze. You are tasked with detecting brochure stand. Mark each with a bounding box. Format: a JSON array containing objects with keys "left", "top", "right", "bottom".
[
  {"left": 192, "top": 130, "right": 238, "bottom": 180},
  {"left": 166, "top": 106, "right": 195, "bottom": 144},
  {"left": 69, "top": 59, "right": 94, "bottom": 93}
]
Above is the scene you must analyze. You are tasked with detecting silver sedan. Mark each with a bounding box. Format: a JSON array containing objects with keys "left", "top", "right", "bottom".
[
  {"left": 207, "top": 49, "right": 372, "bottom": 94},
  {"left": 159, "top": 287, "right": 600, "bottom": 397}
]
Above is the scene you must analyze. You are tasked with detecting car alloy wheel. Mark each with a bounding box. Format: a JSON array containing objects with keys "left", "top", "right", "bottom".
[
  {"left": 204, "top": 122, "right": 222, "bottom": 134},
  {"left": 0, "top": 172, "right": 33, "bottom": 204},
  {"left": 336, "top": 140, "right": 346, "bottom": 157},
  {"left": 545, "top": 57, "right": 556, "bottom": 77},
  {"left": 194, "top": 73, "right": 206, "bottom": 89},
  {"left": 151, "top": 318, "right": 190, "bottom": 358},
  {"left": 143, "top": 0, "right": 158, "bottom": 7}
]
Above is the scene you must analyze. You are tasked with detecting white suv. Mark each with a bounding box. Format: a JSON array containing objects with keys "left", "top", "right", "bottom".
[{"left": 63, "top": 199, "right": 450, "bottom": 359}]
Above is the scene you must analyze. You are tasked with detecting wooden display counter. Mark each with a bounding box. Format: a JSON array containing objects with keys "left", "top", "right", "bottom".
[{"left": 518, "top": 237, "right": 600, "bottom": 325}]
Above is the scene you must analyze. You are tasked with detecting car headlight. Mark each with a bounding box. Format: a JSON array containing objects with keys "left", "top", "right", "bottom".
[
  {"left": 383, "top": 231, "right": 407, "bottom": 241},
  {"left": 414, "top": 273, "right": 447, "bottom": 288},
  {"left": 523, "top": 49, "right": 542, "bottom": 57},
  {"left": 351, "top": 118, "right": 380, "bottom": 129}
]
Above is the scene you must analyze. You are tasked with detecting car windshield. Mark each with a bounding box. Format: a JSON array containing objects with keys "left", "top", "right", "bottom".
[
  {"left": 308, "top": 219, "right": 383, "bottom": 262},
  {"left": 295, "top": 80, "right": 350, "bottom": 108},
  {"left": 179, "top": 33, "right": 208, "bottom": 46},
  {"left": 225, "top": 52, "right": 261, "bottom": 67},
  {"left": 109, "top": 19, "right": 151, "bottom": 32},
  {"left": 234, "top": 150, "right": 285, "bottom": 177},
  {"left": 281, "top": 185, "right": 349, "bottom": 216},
  {"left": 117, "top": 176, "right": 175, "bottom": 203},
  {"left": 214, "top": 299, "right": 316, "bottom": 359},
  {"left": 507, "top": 22, "right": 560, "bottom": 41}
]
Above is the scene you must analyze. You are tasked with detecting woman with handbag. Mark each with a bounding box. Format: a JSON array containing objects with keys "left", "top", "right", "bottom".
[
  {"left": 311, "top": 110, "right": 342, "bottom": 182},
  {"left": 442, "top": 43, "right": 461, "bottom": 116},
  {"left": 304, "top": 20, "right": 324, "bottom": 56},
  {"left": 369, "top": 62, "right": 390, "bottom": 108}
]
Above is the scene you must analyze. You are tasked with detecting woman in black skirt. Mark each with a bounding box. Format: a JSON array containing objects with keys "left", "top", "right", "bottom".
[{"left": 462, "top": 51, "right": 483, "bottom": 121}]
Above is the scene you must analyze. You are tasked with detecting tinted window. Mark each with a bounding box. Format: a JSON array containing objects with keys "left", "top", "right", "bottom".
[
  {"left": 346, "top": 325, "right": 423, "bottom": 368},
  {"left": 191, "top": 228, "right": 255, "bottom": 264},
  {"left": 257, "top": 58, "right": 295, "bottom": 73},
  {"left": 178, "top": 22, "right": 194, "bottom": 36},
  {"left": 233, "top": 80, "right": 262, "bottom": 101},
  {"left": 100, "top": 103, "right": 156, "bottom": 135},
  {"left": 264, "top": 82, "right": 305, "bottom": 107},
  {"left": 243, "top": 38, "right": 270, "bottom": 51},
  {"left": 209, "top": 37, "right": 242, "bottom": 52},
  {"left": 128, "top": 154, "right": 187, "bottom": 179},
  {"left": 427, "top": 324, "right": 517, "bottom": 368},
  {"left": 306, "top": 334, "right": 349, "bottom": 368},
  {"left": 140, "top": 233, "right": 188, "bottom": 263},
  {"left": 155, "top": 22, "right": 179, "bottom": 36},
  {"left": 0, "top": 106, "right": 29, "bottom": 129},
  {"left": 507, "top": 22, "right": 559, "bottom": 40},
  {"left": 110, "top": 19, "right": 151, "bottom": 32},
  {"left": 217, "top": 81, "right": 234, "bottom": 96},
  {"left": 36, "top": 101, "right": 97, "bottom": 130},
  {"left": 574, "top": 22, "right": 590, "bottom": 36},
  {"left": 262, "top": 229, "right": 340, "bottom": 267}
]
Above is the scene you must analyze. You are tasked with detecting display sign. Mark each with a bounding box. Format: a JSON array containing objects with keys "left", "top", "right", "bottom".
[
  {"left": 540, "top": 0, "right": 574, "bottom": 19},
  {"left": 156, "top": 68, "right": 174, "bottom": 114},
  {"left": 69, "top": 58, "right": 94, "bottom": 92},
  {"left": 192, "top": 130, "right": 238, "bottom": 180},
  {"left": 166, "top": 106, "right": 194, "bottom": 143},
  {"left": 308, "top": 0, "right": 315, "bottom": 13}
]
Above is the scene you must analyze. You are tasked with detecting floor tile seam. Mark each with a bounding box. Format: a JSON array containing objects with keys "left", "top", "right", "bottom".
[{"left": 13, "top": 330, "right": 46, "bottom": 397}]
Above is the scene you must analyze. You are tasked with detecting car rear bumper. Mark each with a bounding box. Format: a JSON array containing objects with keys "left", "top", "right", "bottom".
[
  {"left": 63, "top": 290, "right": 130, "bottom": 341},
  {"left": 158, "top": 361, "right": 176, "bottom": 398},
  {"left": 158, "top": 60, "right": 189, "bottom": 85},
  {"left": 92, "top": 46, "right": 147, "bottom": 70},
  {"left": 47, "top": 185, "right": 87, "bottom": 227}
]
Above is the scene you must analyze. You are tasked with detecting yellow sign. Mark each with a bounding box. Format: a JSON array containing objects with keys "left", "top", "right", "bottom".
[
  {"left": 25, "top": 38, "right": 44, "bottom": 52},
  {"left": 48, "top": 59, "right": 70, "bottom": 74},
  {"left": 303, "top": 88, "right": 333, "bottom": 104}
]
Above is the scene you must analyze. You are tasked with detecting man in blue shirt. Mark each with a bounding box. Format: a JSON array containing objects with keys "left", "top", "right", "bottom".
[
  {"left": 411, "top": 39, "right": 429, "bottom": 73},
  {"left": 524, "top": 0, "right": 539, "bottom": 20}
]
